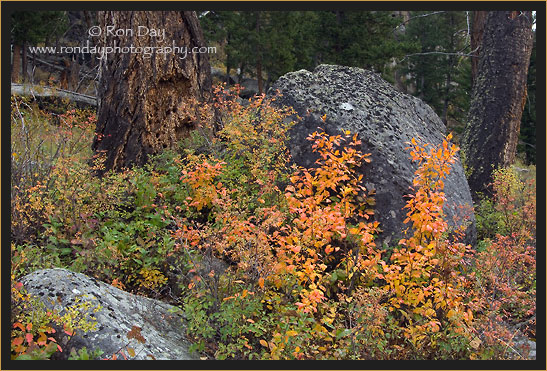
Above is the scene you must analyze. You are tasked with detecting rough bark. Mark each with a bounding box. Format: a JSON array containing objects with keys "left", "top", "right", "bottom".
[
  {"left": 93, "top": 11, "right": 212, "bottom": 172},
  {"left": 22, "top": 41, "right": 28, "bottom": 82},
  {"left": 11, "top": 43, "right": 21, "bottom": 82},
  {"left": 462, "top": 11, "right": 534, "bottom": 201},
  {"left": 69, "top": 58, "right": 80, "bottom": 91},
  {"left": 470, "top": 11, "right": 488, "bottom": 85}
]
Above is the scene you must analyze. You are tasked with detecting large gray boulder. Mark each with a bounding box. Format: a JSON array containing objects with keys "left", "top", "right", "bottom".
[
  {"left": 269, "top": 65, "right": 476, "bottom": 247},
  {"left": 20, "top": 268, "right": 199, "bottom": 360}
]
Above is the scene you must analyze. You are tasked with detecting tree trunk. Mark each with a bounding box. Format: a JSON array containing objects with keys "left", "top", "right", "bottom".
[
  {"left": 392, "top": 11, "right": 411, "bottom": 94},
  {"left": 21, "top": 42, "right": 28, "bottom": 82},
  {"left": 12, "top": 44, "right": 21, "bottom": 82},
  {"left": 83, "top": 11, "right": 96, "bottom": 69},
  {"left": 442, "top": 67, "right": 452, "bottom": 125},
  {"left": 462, "top": 11, "right": 534, "bottom": 201},
  {"left": 68, "top": 58, "right": 80, "bottom": 91},
  {"left": 470, "top": 11, "right": 488, "bottom": 85},
  {"left": 93, "top": 11, "right": 213, "bottom": 172}
]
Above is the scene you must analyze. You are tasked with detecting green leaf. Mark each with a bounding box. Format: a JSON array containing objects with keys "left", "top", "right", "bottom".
[
  {"left": 336, "top": 328, "right": 352, "bottom": 340},
  {"left": 60, "top": 247, "right": 72, "bottom": 255},
  {"left": 15, "top": 354, "right": 35, "bottom": 360}
]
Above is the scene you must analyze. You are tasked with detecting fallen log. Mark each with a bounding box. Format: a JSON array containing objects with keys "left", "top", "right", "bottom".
[{"left": 11, "top": 83, "right": 97, "bottom": 107}]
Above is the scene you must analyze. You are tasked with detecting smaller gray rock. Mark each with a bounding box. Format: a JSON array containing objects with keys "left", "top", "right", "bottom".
[
  {"left": 20, "top": 268, "right": 199, "bottom": 360},
  {"left": 239, "top": 78, "right": 259, "bottom": 99}
]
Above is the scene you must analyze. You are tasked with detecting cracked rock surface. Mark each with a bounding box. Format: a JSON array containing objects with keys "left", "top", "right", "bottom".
[
  {"left": 269, "top": 64, "right": 476, "bottom": 246},
  {"left": 20, "top": 268, "right": 199, "bottom": 360}
]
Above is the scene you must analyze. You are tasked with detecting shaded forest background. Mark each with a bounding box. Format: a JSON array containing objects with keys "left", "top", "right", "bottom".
[
  {"left": 201, "top": 10, "right": 536, "bottom": 165},
  {"left": 10, "top": 10, "right": 537, "bottom": 164}
]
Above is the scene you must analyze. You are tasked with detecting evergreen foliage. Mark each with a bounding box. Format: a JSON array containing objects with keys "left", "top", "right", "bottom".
[
  {"left": 11, "top": 11, "right": 68, "bottom": 45},
  {"left": 400, "top": 11, "right": 471, "bottom": 125}
]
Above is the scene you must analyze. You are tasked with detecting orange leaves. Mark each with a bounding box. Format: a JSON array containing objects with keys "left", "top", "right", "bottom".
[
  {"left": 181, "top": 158, "right": 227, "bottom": 212},
  {"left": 11, "top": 318, "right": 60, "bottom": 358},
  {"left": 173, "top": 122, "right": 383, "bottom": 359},
  {"left": 295, "top": 285, "right": 326, "bottom": 314},
  {"left": 383, "top": 133, "right": 473, "bottom": 351},
  {"left": 274, "top": 129, "right": 381, "bottom": 319}
]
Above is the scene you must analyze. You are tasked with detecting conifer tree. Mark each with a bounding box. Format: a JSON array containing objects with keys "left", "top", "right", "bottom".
[{"left": 11, "top": 11, "right": 68, "bottom": 82}]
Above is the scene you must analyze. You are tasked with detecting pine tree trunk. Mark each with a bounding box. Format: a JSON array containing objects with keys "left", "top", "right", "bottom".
[
  {"left": 12, "top": 44, "right": 21, "bottom": 82},
  {"left": 92, "top": 11, "right": 213, "bottom": 172},
  {"left": 470, "top": 11, "right": 488, "bottom": 85},
  {"left": 462, "top": 11, "right": 534, "bottom": 200},
  {"left": 22, "top": 42, "right": 28, "bottom": 82}
]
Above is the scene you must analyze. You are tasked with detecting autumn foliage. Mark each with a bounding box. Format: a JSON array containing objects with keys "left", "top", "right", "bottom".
[{"left": 11, "top": 86, "right": 536, "bottom": 360}]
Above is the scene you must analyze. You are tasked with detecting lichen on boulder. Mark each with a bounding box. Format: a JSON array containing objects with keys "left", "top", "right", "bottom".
[
  {"left": 269, "top": 64, "right": 476, "bottom": 247},
  {"left": 20, "top": 268, "right": 199, "bottom": 360}
]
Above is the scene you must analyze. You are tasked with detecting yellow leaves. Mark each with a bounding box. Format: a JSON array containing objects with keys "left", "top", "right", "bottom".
[
  {"left": 348, "top": 227, "right": 361, "bottom": 235},
  {"left": 383, "top": 132, "right": 472, "bottom": 346},
  {"left": 259, "top": 339, "right": 269, "bottom": 348},
  {"left": 138, "top": 268, "right": 167, "bottom": 291},
  {"left": 312, "top": 323, "right": 329, "bottom": 335}
]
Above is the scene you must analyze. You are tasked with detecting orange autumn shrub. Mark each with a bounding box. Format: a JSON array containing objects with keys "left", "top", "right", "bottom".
[
  {"left": 274, "top": 130, "right": 380, "bottom": 314},
  {"left": 379, "top": 134, "right": 475, "bottom": 359}
]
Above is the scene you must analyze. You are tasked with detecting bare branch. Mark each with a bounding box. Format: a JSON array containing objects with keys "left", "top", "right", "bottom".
[
  {"left": 399, "top": 46, "right": 480, "bottom": 62},
  {"left": 393, "top": 11, "right": 446, "bottom": 31},
  {"left": 11, "top": 83, "right": 97, "bottom": 106}
]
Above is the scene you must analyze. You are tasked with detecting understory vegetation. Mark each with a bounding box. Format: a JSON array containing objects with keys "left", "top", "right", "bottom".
[{"left": 10, "top": 89, "right": 536, "bottom": 360}]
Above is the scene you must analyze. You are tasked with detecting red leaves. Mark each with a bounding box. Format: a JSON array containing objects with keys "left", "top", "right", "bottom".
[
  {"left": 127, "top": 325, "right": 146, "bottom": 344},
  {"left": 12, "top": 337, "right": 24, "bottom": 346}
]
